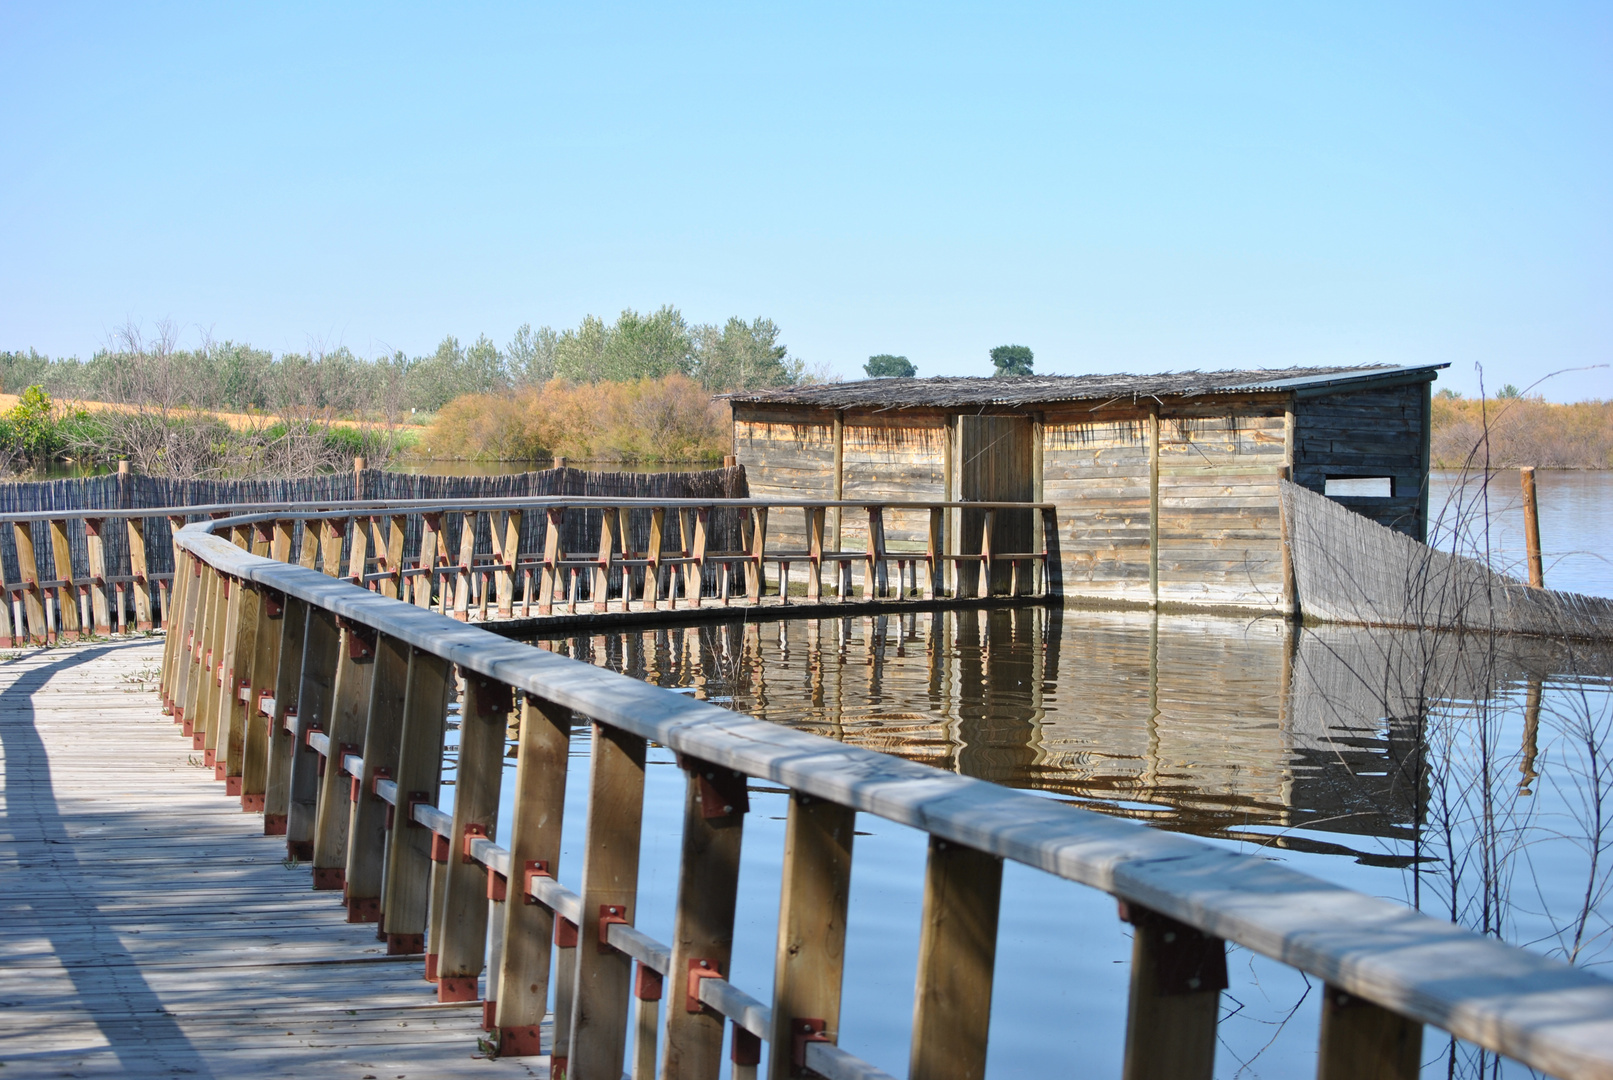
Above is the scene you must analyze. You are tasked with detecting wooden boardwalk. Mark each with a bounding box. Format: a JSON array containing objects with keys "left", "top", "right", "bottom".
[{"left": 0, "top": 639, "right": 543, "bottom": 1079}]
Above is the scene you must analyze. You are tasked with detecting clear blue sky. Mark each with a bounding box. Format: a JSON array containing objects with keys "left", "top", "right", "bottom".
[{"left": 2, "top": 2, "right": 1610, "bottom": 400}]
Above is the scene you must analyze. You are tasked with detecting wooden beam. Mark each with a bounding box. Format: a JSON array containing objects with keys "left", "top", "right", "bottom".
[
  {"left": 380, "top": 648, "right": 452, "bottom": 958},
  {"left": 343, "top": 630, "right": 409, "bottom": 923},
  {"left": 286, "top": 605, "right": 340, "bottom": 861},
  {"left": 1317, "top": 985, "right": 1422, "bottom": 1080},
  {"left": 261, "top": 594, "right": 307, "bottom": 837},
  {"left": 1120, "top": 904, "right": 1225, "bottom": 1080}
]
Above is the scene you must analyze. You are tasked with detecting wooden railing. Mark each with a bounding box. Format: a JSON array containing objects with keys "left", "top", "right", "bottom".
[
  {"left": 148, "top": 503, "right": 1613, "bottom": 1080},
  {"left": 0, "top": 496, "right": 1054, "bottom": 646}
]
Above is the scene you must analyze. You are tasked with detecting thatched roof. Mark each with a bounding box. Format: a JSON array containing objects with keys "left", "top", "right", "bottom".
[{"left": 724, "top": 363, "right": 1446, "bottom": 411}]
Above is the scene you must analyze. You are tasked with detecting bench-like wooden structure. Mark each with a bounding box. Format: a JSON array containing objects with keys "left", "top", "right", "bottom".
[{"left": 143, "top": 501, "right": 1613, "bottom": 1079}]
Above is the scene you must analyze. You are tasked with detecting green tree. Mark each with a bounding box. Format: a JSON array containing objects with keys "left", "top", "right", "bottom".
[
  {"left": 864, "top": 354, "right": 916, "bottom": 378},
  {"left": 694, "top": 317, "right": 801, "bottom": 390},
  {"left": 1496, "top": 384, "right": 1523, "bottom": 399},
  {"left": 554, "top": 315, "right": 611, "bottom": 382},
  {"left": 990, "top": 344, "right": 1034, "bottom": 377},
  {"left": 507, "top": 324, "right": 558, "bottom": 384}
]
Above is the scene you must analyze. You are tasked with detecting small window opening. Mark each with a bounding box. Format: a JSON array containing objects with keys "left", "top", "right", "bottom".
[{"left": 1325, "top": 476, "right": 1393, "bottom": 498}]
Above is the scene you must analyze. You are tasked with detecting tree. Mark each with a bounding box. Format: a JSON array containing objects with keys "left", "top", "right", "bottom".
[
  {"left": 864, "top": 354, "right": 916, "bottom": 378},
  {"left": 694, "top": 317, "right": 802, "bottom": 391},
  {"left": 990, "top": 345, "right": 1034, "bottom": 377},
  {"left": 1496, "top": 384, "right": 1523, "bottom": 400}
]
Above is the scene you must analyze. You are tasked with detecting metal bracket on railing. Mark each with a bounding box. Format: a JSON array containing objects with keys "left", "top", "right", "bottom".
[
  {"left": 264, "top": 591, "right": 283, "bottom": 618},
  {"left": 471, "top": 677, "right": 513, "bottom": 718},
  {"left": 680, "top": 754, "right": 750, "bottom": 819},
  {"left": 523, "top": 859, "right": 551, "bottom": 904},
  {"left": 732, "top": 1025, "right": 762, "bottom": 1068},
  {"left": 338, "top": 619, "right": 376, "bottom": 661},
  {"left": 598, "top": 904, "right": 628, "bottom": 950},
  {"left": 461, "top": 822, "right": 488, "bottom": 864},
  {"left": 486, "top": 867, "right": 508, "bottom": 902},
  {"left": 407, "top": 791, "right": 430, "bottom": 830},
  {"left": 1117, "top": 901, "right": 1228, "bottom": 995},
  {"left": 635, "top": 962, "right": 663, "bottom": 1002},
  {"left": 429, "top": 832, "right": 449, "bottom": 864},
  {"left": 686, "top": 958, "right": 721, "bottom": 1013},
  {"left": 792, "top": 1019, "right": 829, "bottom": 1070},
  {"left": 555, "top": 916, "right": 578, "bottom": 948}
]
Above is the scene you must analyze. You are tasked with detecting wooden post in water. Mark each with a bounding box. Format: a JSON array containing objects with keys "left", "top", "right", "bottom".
[
  {"left": 767, "top": 794, "right": 855, "bottom": 1080},
  {"left": 909, "top": 837, "right": 1002, "bottom": 1080},
  {"left": 1119, "top": 903, "right": 1225, "bottom": 1080},
  {"left": 1316, "top": 985, "right": 1421, "bottom": 1080},
  {"left": 1521, "top": 466, "right": 1544, "bottom": 588}
]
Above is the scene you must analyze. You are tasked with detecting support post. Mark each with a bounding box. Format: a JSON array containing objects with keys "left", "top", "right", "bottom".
[
  {"left": 493, "top": 693, "right": 574, "bottom": 1056},
  {"left": 84, "top": 518, "right": 110, "bottom": 635},
  {"left": 766, "top": 794, "right": 855, "bottom": 1080},
  {"left": 1522, "top": 466, "right": 1544, "bottom": 588},
  {"left": 1148, "top": 404, "right": 1161, "bottom": 609},
  {"left": 344, "top": 631, "right": 409, "bottom": 924},
  {"left": 311, "top": 619, "right": 378, "bottom": 891},
  {"left": 568, "top": 723, "right": 648, "bottom": 1080},
  {"left": 287, "top": 606, "right": 341, "bottom": 861},
  {"left": 1316, "top": 985, "right": 1421, "bottom": 1080},
  {"left": 262, "top": 594, "right": 307, "bottom": 836},
  {"left": 539, "top": 507, "right": 565, "bottom": 615},
  {"left": 435, "top": 672, "right": 512, "bottom": 1002},
  {"left": 908, "top": 837, "right": 1002, "bottom": 1080},
  {"left": 1119, "top": 903, "right": 1226, "bottom": 1080},
  {"left": 12, "top": 522, "right": 44, "bottom": 644},
  {"left": 240, "top": 580, "right": 282, "bottom": 813},
  {"left": 453, "top": 512, "right": 476, "bottom": 620},
  {"left": 381, "top": 648, "right": 452, "bottom": 958},
  {"left": 48, "top": 518, "right": 79, "bottom": 641},
  {"left": 127, "top": 515, "right": 153, "bottom": 630}
]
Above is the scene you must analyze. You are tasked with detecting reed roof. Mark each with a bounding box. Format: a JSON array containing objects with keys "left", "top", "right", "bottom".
[{"left": 725, "top": 363, "right": 1446, "bottom": 411}]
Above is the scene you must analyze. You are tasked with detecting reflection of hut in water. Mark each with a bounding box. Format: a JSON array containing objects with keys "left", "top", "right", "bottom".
[{"left": 727, "top": 364, "right": 1446, "bottom": 614}]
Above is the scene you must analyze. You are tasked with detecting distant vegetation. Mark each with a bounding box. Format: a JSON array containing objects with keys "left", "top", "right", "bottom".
[
  {"left": 0, "top": 308, "right": 820, "bottom": 475},
  {"left": 990, "top": 344, "right": 1034, "bottom": 376},
  {"left": 1431, "top": 390, "right": 1613, "bottom": 469},
  {"left": 864, "top": 354, "right": 916, "bottom": 378}
]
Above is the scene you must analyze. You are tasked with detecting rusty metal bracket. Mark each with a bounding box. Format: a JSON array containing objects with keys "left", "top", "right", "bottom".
[
  {"left": 686, "top": 957, "right": 721, "bottom": 1013},
  {"left": 471, "top": 676, "right": 513, "bottom": 718},
  {"left": 429, "top": 831, "right": 449, "bottom": 864},
  {"left": 635, "top": 962, "right": 663, "bottom": 1002},
  {"left": 791, "top": 1018, "right": 828, "bottom": 1071},
  {"left": 461, "top": 822, "right": 488, "bottom": 864},
  {"left": 678, "top": 754, "right": 750, "bottom": 819},
  {"left": 486, "top": 867, "right": 508, "bottom": 902},
  {"left": 264, "top": 590, "right": 284, "bottom": 618},
  {"left": 597, "top": 904, "right": 628, "bottom": 950},
  {"left": 554, "top": 916, "right": 578, "bottom": 948},
  {"left": 406, "top": 791, "right": 430, "bottom": 829},
  {"left": 523, "top": 859, "right": 551, "bottom": 904},
  {"left": 732, "top": 1025, "right": 762, "bottom": 1067}
]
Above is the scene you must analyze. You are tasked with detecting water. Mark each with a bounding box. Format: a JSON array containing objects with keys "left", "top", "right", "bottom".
[
  {"left": 492, "top": 606, "right": 1613, "bottom": 1079},
  {"left": 1428, "top": 469, "right": 1613, "bottom": 598}
]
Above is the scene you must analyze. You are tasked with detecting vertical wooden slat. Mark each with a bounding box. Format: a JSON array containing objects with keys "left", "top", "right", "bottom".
[
  {"left": 84, "top": 518, "right": 110, "bottom": 635},
  {"left": 596, "top": 506, "right": 621, "bottom": 613},
  {"left": 48, "top": 518, "right": 79, "bottom": 641},
  {"left": 766, "top": 794, "right": 856, "bottom": 1080},
  {"left": 805, "top": 507, "right": 824, "bottom": 602},
  {"left": 1522, "top": 466, "right": 1544, "bottom": 588},
  {"left": 435, "top": 671, "right": 511, "bottom": 1002},
  {"left": 976, "top": 509, "right": 995, "bottom": 600},
  {"left": 452, "top": 512, "right": 476, "bottom": 621},
  {"left": 167, "top": 554, "right": 201, "bottom": 722},
  {"left": 240, "top": 582, "right": 282, "bottom": 813},
  {"left": 568, "top": 723, "right": 648, "bottom": 1080},
  {"left": 320, "top": 517, "right": 346, "bottom": 578},
  {"left": 643, "top": 507, "right": 665, "bottom": 609},
  {"left": 539, "top": 507, "right": 565, "bottom": 615},
  {"left": 311, "top": 620, "right": 377, "bottom": 892},
  {"left": 12, "top": 522, "right": 45, "bottom": 644},
  {"left": 1119, "top": 904, "right": 1225, "bottom": 1080},
  {"left": 383, "top": 514, "right": 408, "bottom": 600},
  {"left": 220, "top": 571, "right": 261, "bottom": 797},
  {"left": 191, "top": 568, "right": 226, "bottom": 754},
  {"left": 865, "top": 507, "right": 887, "bottom": 600},
  {"left": 831, "top": 409, "right": 845, "bottom": 554},
  {"left": 287, "top": 606, "right": 341, "bottom": 861},
  {"left": 662, "top": 757, "right": 748, "bottom": 1080},
  {"left": 0, "top": 531, "right": 12, "bottom": 648},
  {"left": 1316, "top": 985, "right": 1422, "bottom": 1080},
  {"left": 381, "top": 648, "right": 452, "bottom": 958},
  {"left": 497, "top": 510, "right": 522, "bottom": 617},
  {"left": 262, "top": 593, "right": 307, "bottom": 837},
  {"left": 344, "top": 631, "right": 409, "bottom": 923},
  {"left": 415, "top": 513, "right": 442, "bottom": 610},
  {"left": 909, "top": 837, "right": 1002, "bottom": 1080},
  {"left": 346, "top": 514, "right": 370, "bottom": 586},
  {"left": 178, "top": 562, "right": 212, "bottom": 736},
  {"left": 1148, "top": 404, "right": 1161, "bottom": 609},
  {"left": 749, "top": 507, "right": 768, "bottom": 603},
  {"left": 925, "top": 508, "right": 942, "bottom": 600},
  {"left": 493, "top": 693, "right": 574, "bottom": 1056},
  {"left": 127, "top": 516, "right": 154, "bottom": 631},
  {"left": 158, "top": 547, "right": 189, "bottom": 702}
]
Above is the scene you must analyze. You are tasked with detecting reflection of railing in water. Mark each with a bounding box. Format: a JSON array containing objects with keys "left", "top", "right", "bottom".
[
  {"left": 160, "top": 507, "right": 1613, "bottom": 1080},
  {"left": 0, "top": 496, "right": 1056, "bottom": 646}
]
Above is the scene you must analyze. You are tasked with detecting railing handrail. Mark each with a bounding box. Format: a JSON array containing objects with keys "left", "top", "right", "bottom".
[
  {"left": 1, "top": 495, "right": 1057, "bottom": 525},
  {"left": 175, "top": 515, "right": 1613, "bottom": 1078}
]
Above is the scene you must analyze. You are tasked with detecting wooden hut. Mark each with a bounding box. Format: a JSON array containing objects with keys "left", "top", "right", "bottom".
[{"left": 726, "top": 363, "right": 1447, "bottom": 615}]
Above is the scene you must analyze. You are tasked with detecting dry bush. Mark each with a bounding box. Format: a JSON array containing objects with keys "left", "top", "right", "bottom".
[
  {"left": 1432, "top": 396, "right": 1613, "bottom": 469},
  {"left": 424, "top": 374, "right": 729, "bottom": 463}
]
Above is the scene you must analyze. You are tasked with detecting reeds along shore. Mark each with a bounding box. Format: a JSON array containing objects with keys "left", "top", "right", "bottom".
[{"left": 1431, "top": 395, "right": 1613, "bottom": 469}]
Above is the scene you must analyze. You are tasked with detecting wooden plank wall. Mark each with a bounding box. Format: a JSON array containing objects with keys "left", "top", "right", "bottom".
[
  {"left": 840, "top": 411, "right": 948, "bottom": 549},
  {"left": 1042, "top": 406, "right": 1153, "bottom": 604},
  {"left": 733, "top": 408, "right": 836, "bottom": 550},
  {"left": 1291, "top": 382, "right": 1429, "bottom": 539},
  {"left": 1155, "top": 397, "right": 1287, "bottom": 609}
]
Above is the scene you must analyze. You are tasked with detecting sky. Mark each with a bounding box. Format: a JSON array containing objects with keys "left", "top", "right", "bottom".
[{"left": 1, "top": 2, "right": 1610, "bottom": 401}]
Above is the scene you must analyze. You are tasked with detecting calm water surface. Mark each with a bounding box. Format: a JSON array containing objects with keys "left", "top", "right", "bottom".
[{"left": 438, "top": 476, "right": 1613, "bottom": 1078}]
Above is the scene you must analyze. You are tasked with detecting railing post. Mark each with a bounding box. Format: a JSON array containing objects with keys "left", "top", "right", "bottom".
[
  {"left": 219, "top": 570, "right": 260, "bottom": 797},
  {"left": 865, "top": 507, "right": 887, "bottom": 599},
  {"left": 596, "top": 506, "right": 620, "bottom": 613},
  {"left": 287, "top": 605, "right": 341, "bottom": 862},
  {"left": 381, "top": 648, "right": 452, "bottom": 958},
  {"left": 240, "top": 581, "right": 282, "bottom": 813},
  {"left": 805, "top": 507, "right": 824, "bottom": 603},
  {"left": 767, "top": 794, "right": 855, "bottom": 1080},
  {"left": 688, "top": 508, "right": 710, "bottom": 608},
  {"left": 262, "top": 593, "right": 307, "bottom": 836},
  {"left": 84, "top": 518, "right": 110, "bottom": 635},
  {"left": 977, "top": 509, "right": 995, "bottom": 599},
  {"left": 453, "top": 512, "right": 476, "bottom": 621},
  {"left": 749, "top": 507, "right": 768, "bottom": 602},
  {"left": 1118, "top": 903, "right": 1226, "bottom": 1080},
  {"left": 496, "top": 510, "right": 522, "bottom": 617},
  {"left": 1316, "top": 986, "right": 1421, "bottom": 1080},
  {"left": 493, "top": 693, "right": 573, "bottom": 1056},
  {"left": 311, "top": 618, "right": 378, "bottom": 893},
  {"left": 185, "top": 567, "right": 223, "bottom": 751},
  {"left": 435, "top": 672, "right": 512, "bottom": 1002},
  {"left": 344, "top": 631, "right": 408, "bottom": 924},
  {"left": 48, "top": 518, "right": 78, "bottom": 641},
  {"left": 568, "top": 722, "right": 648, "bottom": 1080},
  {"left": 925, "top": 509, "right": 943, "bottom": 600},
  {"left": 415, "top": 512, "right": 441, "bottom": 610},
  {"left": 162, "top": 514, "right": 188, "bottom": 629},
  {"left": 320, "top": 517, "right": 346, "bottom": 578},
  {"left": 170, "top": 554, "right": 204, "bottom": 728},
  {"left": 643, "top": 507, "right": 666, "bottom": 609},
  {"left": 126, "top": 516, "right": 154, "bottom": 630},
  {"left": 346, "top": 514, "right": 370, "bottom": 587},
  {"left": 0, "top": 548, "right": 13, "bottom": 648},
  {"left": 158, "top": 547, "right": 190, "bottom": 706},
  {"left": 11, "top": 521, "right": 45, "bottom": 644},
  {"left": 909, "top": 837, "right": 1002, "bottom": 1080},
  {"left": 662, "top": 757, "right": 749, "bottom": 1080},
  {"left": 539, "top": 507, "right": 565, "bottom": 615},
  {"left": 381, "top": 514, "right": 407, "bottom": 599}
]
